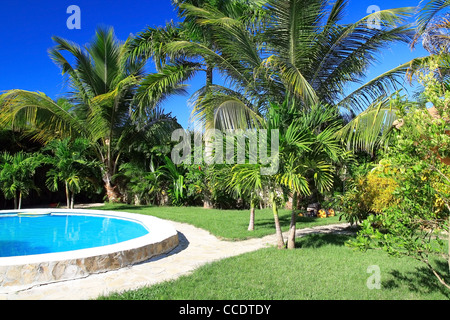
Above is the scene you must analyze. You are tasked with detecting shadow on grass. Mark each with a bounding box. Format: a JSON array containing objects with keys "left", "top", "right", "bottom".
[
  {"left": 295, "top": 233, "right": 353, "bottom": 249},
  {"left": 97, "top": 204, "right": 154, "bottom": 212},
  {"left": 253, "top": 215, "right": 292, "bottom": 229},
  {"left": 383, "top": 260, "right": 450, "bottom": 298}
]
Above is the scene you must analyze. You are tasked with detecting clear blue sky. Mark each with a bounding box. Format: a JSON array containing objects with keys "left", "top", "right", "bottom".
[{"left": 0, "top": 0, "right": 430, "bottom": 128}]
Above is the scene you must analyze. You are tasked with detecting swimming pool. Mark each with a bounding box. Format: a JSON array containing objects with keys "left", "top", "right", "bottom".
[
  {"left": 0, "top": 213, "right": 150, "bottom": 258},
  {"left": 0, "top": 209, "right": 179, "bottom": 291}
]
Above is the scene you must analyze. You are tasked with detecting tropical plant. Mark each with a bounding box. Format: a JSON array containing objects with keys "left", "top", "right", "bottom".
[
  {"left": 0, "top": 151, "right": 43, "bottom": 209},
  {"left": 157, "top": 156, "right": 187, "bottom": 206},
  {"left": 338, "top": 160, "right": 400, "bottom": 225},
  {"left": 154, "top": 0, "right": 416, "bottom": 129},
  {"left": 112, "top": 161, "right": 158, "bottom": 206},
  {"left": 351, "top": 58, "right": 450, "bottom": 289},
  {"left": 43, "top": 138, "right": 99, "bottom": 209},
  {"left": 413, "top": 0, "right": 450, "bottom": 54},
  {"left": 125, "top": 0, "right": 266, "bottom": 127},
  {"left": 0, "top": 27, "right": 179, "bottom": 203},
  {"left": 229, "top": 100, "right": 345, "bottom": 249}
]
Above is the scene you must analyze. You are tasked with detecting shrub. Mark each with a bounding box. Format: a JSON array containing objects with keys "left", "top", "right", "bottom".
[{"left": 339, "top": 161, "right": 399, "bottom": 224}]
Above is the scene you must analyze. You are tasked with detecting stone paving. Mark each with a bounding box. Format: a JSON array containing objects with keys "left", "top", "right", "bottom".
[{"left": 0, "top": 220, "right": 352, "bottom": 300}]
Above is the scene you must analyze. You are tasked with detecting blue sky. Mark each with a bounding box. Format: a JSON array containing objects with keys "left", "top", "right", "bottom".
[{"left": 0, "top": 0, "right": 431, "bottom": 128}]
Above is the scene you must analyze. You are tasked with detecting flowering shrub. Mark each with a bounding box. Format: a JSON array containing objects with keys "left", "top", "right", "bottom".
[
  {"left": 351, "top": 57, "right": 450, "bottom": 289},
  {"left": 339, "top": 161, "right": 399, "bottom": 225}
]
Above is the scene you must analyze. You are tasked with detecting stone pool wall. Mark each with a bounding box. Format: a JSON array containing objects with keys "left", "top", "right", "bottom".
[{"left": 0, "top": 233, "right": 178, "bottom": 289}]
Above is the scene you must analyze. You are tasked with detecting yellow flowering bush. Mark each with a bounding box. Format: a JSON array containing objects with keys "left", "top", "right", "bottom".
[{"left": 339, "top": 162, "right": 399, "bottom": 224}]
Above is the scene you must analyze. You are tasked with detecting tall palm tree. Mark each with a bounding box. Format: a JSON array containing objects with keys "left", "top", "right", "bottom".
[
  {"left": 125, "top": 0, "right": 266, "bottom": 130},
  {"left": 0, "top": 27, "right": 179, "bottom": 202},
  {"left": 138, "top": 0, "right": 416, "bottom": 129},
  {"left": 127, "top": 0, "right": 425, "bottom": 160}
]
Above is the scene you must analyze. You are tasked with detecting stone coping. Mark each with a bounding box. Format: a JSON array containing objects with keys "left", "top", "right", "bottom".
[{"left": 0, "top": 209, "right": 179, "bottom": 292}]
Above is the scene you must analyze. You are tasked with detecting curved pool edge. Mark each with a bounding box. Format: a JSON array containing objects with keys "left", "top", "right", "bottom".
[{"left": 0, "top": 209, "right": 179, "bottom": 293}]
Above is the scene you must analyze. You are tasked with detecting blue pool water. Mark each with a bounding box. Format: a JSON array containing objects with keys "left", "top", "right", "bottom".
[{"left": 0, "top": 213, "right": 150, "bottom": 258}]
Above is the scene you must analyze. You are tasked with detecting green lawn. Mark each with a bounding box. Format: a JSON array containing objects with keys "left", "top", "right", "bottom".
[
  {"left": 94, "top": 204, "right": 450, "bottom": 300},
  {"left": 99, "top": 233, "right": 450, "bottom": 300},
  {"left": 97, "top": 203, "right": 344, "bottom": 240}
]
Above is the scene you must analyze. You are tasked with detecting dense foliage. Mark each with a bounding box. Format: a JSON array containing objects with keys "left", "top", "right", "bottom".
[{"left": 351, "top": 57, "right": 450, "bottom": 289}]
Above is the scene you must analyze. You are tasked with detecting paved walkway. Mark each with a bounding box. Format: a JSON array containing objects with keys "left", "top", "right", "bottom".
[{"left": 0, "top": 220, "right": 352, "bottom": 300}]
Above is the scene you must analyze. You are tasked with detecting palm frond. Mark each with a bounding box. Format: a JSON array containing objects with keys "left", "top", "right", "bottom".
[
  {"left": 134, "top": 62, "right": 199, "bottom": 109},
  {"left": 0, "top": 90, "right": 87, "bottom": 143},
  {"left": 415, "top": 0, "right": 450, "bottom": 44},
  {"left": 336, "top": 96, "right": 399, "bottom": 155},
  {"left": 337, "top": 57, "right": 427, "bottom": 114}
]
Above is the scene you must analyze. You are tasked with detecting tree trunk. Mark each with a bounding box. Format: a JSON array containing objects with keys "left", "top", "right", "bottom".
[
  {"left": 18, "top": 191, "right": 22, "bottom": 210},
  {"left": 13, "top": 194, "right": 18, "bottom": 210},
  {"left": 206, "top": 65, "right": 213, "bottom": 87},
  {"left": 287, "top": 192, "right": 298, "bottom": 249},
  {"left": 103, "top": 171, "right": 121, "bottom": 203},
  {"left": 203, "top": 191, "right": 213, "bottom": 209},
  {"left": 248, "top": 202, "right": 255, "bottom": 231},
  {"left": 70, "top": 192, "right": 75, "bottom": 209},
  {"left": 134, "top": 194, "right": 141, "bottom": 206},
  {"left": 65, "top": 182, "right": 70, "bottom": 209},
  {"left": 270, "top": 191, "right": 285, "bottom": 249},
  {"left": 105, "top": 182, "right": 121, "bottom": 203}
]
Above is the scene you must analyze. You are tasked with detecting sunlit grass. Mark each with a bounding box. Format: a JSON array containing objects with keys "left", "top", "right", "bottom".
[{"left": 98, "top": 203, "right": 344, "bottom": 240}]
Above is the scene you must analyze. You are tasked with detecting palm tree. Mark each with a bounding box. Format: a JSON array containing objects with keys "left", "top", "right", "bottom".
[
  {"left": 343, "top": 0, "right": 450, "bottom": 155},
  {"left": 125, "top": 0, "right": 266, "bottom": 208},
  {"left": 43, "top": 138, "right": 99, "bottom": 209},
  {"left": 0, "top": 27, "right": 179, "bottom": 202},
  {"left": 147, "top": 0, "right": 415, "bottom": 129},
  {"left": 128, "top": 0, "right": 422, "bottom": 159},
  {"left": 0, "top": 151, "right": 43, "bottom": 209},
  {"left": 413, "top": 0, "right": 450, "bottom": 52},
  {"left": 230, "top": 100, "right": 343, "bottom": 249},
  {"left": 126, "top": 0, "right": 265, "bottom": 125}
]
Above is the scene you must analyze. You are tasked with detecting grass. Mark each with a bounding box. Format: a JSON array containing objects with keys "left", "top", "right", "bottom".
[
  {"left": 97, "top": 203, "right": 344, "bottom": 240},
  {"left": 99, "top": 233, "right": 450, "bottom": 300},
  {"left": 94, "top": 204, "right": 449, "bottom": 300}
]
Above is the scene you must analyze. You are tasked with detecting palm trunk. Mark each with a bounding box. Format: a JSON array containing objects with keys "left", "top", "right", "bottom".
[
  {"left": 248, "top": 201, "right": 255, "bottom": 231},
  {"left": 70, "top": 192, "right": 75, "bottom": 209},
  {"left": 203, "top": 186, "right": 213, "bottom": 209},
  {"left": 270, "top": 191, "right": 285, "bottom": 249},
  {"left": 287, "top": 192, "right": 298, "bottom": 249},
  {"left": 65, "top": 182, "right": 70, "bottom": 209},
  {"left": 206, "top": 65, "right": 213, "bottom": 87},
  {"left": 103, "top": 171, "right": 121, "bottom": 203},
  {"left": 105, "top": 181, "right": 121, "bottom": 203},
  {"left": 13, "top": 194, "right": 18, "bottom": 210},
  {"left": 18, "top": 191, "right": 22, "bottom": 210}
]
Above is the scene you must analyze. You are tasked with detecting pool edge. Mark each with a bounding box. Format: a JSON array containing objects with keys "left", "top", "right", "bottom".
[{"left": 0, "top": 209, "right": 179, "bottom": 292}]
